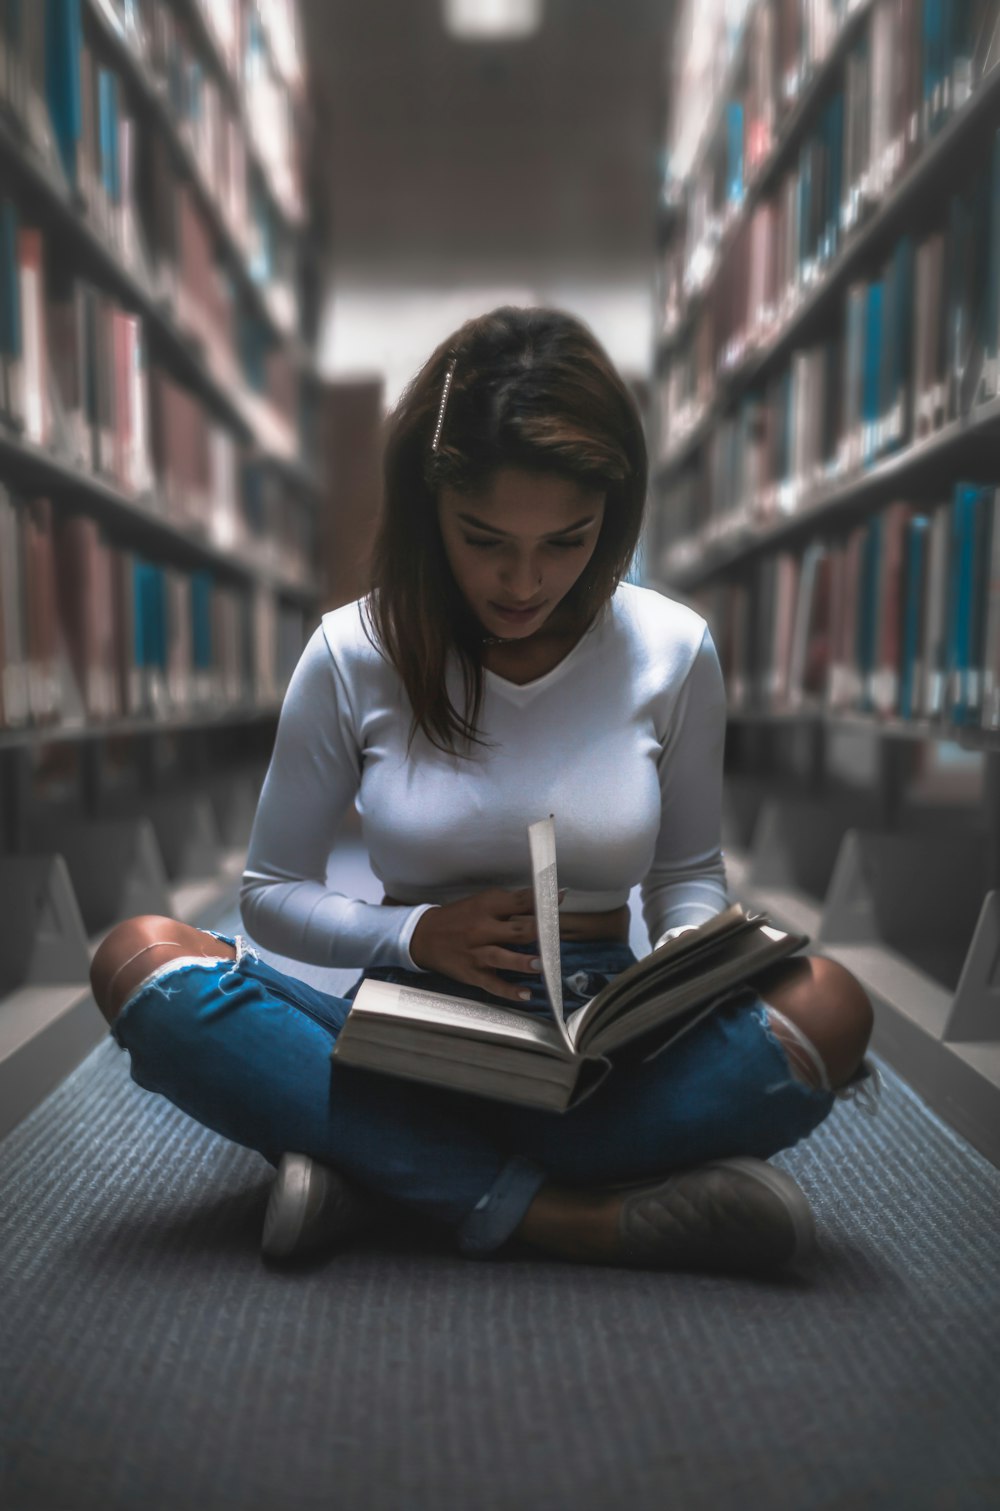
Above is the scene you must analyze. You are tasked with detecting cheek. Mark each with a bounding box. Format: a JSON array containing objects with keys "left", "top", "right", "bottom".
[{"left": 447, "top": 546, "right": 494, "bottom": 596}]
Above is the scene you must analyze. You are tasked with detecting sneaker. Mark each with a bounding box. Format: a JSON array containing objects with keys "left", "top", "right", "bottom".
[
  {"left": 615, "top": 1156, "right": 817, "bottom": 1275},
  {"left": 261, "top": 1152, "right": 376, "bottom": 1261}
]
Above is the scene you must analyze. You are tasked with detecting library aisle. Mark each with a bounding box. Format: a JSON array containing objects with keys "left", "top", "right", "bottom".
[{"left": 2, "top": 2, "right": 999, "bottom": 1508}]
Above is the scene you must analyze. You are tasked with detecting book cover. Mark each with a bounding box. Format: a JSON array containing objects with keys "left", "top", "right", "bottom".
[
  {"left": 0, "top": 197, "right": 24, "bottom": 430},
  {"left": 17, "top": 226, "right": 47, "bottom": 446},
  {"left": 900, "top": 513, "right": 930, "bottom": 720},
  {"left": 45, "top": 0, "right": 83, "bottom": 190},
  {"left": 981, "top": 488, "right": 1000, "bottom": 730}
]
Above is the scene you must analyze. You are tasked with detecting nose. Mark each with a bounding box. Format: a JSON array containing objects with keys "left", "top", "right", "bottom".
[{"left": 501, "top": 554, "right": 543, "bottom": 600}]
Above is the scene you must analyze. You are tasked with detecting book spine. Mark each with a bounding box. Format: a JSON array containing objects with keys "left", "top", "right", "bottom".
[
  {"left": 17, "top": 226, "right": 47, "bottom": 446},
  {"left": 45, "top": 0, "right": 83, "bottom": 190},
  {"left": 982, "top": 487, "right": 1000, "bottom": 730},
  {"left": 900, "top": 513, "right": 930, "bottom": 720}
]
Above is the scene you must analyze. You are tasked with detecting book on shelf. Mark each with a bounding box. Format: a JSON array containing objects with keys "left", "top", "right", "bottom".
[
  {"left": 700, "top": 484, "right": 1000, "bottom": 733},
  {"left": 0, "top": 480, "right": 308, "bottom": 731},
  {"left": 332, "top": 817, "right": 809, "bottom": 1113}
]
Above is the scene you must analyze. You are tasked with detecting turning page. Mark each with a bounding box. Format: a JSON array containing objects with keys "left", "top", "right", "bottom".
[{"left": 527, "top": 815, "right": 574, "bottom": 1054}]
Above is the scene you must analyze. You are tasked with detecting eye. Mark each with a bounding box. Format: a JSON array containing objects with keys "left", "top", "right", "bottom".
[
  {"left": 463, "top": 537, "right": 503, "bottom": 550},
  {"left": 550, "top": 538, "right": 586, "bottom": 550}
]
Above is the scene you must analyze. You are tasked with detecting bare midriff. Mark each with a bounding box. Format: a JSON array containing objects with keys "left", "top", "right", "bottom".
[{"left": 381, "top": 896, "right": 631, "bottom": 943}]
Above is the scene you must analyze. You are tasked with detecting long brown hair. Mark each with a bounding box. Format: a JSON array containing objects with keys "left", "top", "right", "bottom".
[{"left": 363, "top": 306, "right": 648, "bottom": 755}]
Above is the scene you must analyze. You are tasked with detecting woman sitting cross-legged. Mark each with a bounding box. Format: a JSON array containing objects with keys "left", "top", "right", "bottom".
[{"left": 90, "top": 305, "right": 878, "bottom": 1276}]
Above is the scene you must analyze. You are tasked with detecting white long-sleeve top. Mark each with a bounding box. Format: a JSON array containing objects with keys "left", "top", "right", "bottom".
[{"left": 240, "top": 581, "right": 730, "bottom": 970}]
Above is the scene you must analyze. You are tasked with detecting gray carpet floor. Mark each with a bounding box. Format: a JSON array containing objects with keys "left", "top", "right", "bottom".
[{"left": 2, "top": 868, "right": 999, "bottom": 1509}]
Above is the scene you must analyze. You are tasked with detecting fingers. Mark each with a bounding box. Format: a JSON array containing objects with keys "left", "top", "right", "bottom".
[
  {"left": 494, "top": 886, "right": 566, "bottom": 916},
  {"left": 472, "top": 946, "right": 544, "bottom": 1004},
  {"left": 495, "top": 887, "right": 535, "bottom": 915}
]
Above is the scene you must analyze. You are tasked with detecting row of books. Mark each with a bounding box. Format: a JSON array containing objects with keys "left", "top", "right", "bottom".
[
  {"left": 0, "top": 486, "right": 307, "bottom": 731},
  {"left": 159, "top": 0, "right": 305, "bottom": 217},
  {"left": 657, "top": 126, "right": 1000, "bottom": 485},
  {"left": 140, "top": 0, "right": 303, "bottom": 277},
  {"left": 0, "top": 0, "right": 300, "bottom": 344},
  {"left": 0, "top": 204, "right": 312, "bottom": 579},
  {"left": 662, "top": 0, "right": 999, "bottom": 343},
  {"left": 698, "top": 486, "right": 1000, "bottom": 730}
]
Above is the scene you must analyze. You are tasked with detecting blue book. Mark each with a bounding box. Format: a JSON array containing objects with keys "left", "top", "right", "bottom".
[
  {"left": 152, "top": 565, "right": 167, "bottom": 679},
  {"left": 726, "top": 102, "right": 744, "bottom": 208},
  {"left": 45, "top": 0, "right": 82, "bottom": 189},
  {"left": 947, "top": 484, "right": 978, "bottom": 723},
  {"left": 900, "top": 516, "right": 930, "bottom": 719},
  {"left": 240, "top": 312, "right": 270, "bottom": 394},
  {"left": 97, "top": 69, "right": 120, "bottom": 205},
  {"left": 191, "top": 572, "right": 213, "bottom": 672},
  {"left": 862, "top": 282, "right": 883, "bottom": 464},
  {"left": 0, "top": 198, "right": 21, "bottom": 370},
  {"left": 133, "top": 559, "right": 149, "bottom": 681},
  {"left": 968, "top": 484, "right": 993, "bottom": 720}
]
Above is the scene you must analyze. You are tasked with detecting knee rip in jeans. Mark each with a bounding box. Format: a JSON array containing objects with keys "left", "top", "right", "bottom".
[
  {"left": 763, "top": 1005, "right": 830, "bottom": 1091},
  {"left": 761, "top": 1003, "right": 882, "bottom": 1114},
  {"left": 216, "top": 933, "right": 259, "bottom": 992},
  {"left": 114, "top": 932, "right": 259, "bottom": 1019}
]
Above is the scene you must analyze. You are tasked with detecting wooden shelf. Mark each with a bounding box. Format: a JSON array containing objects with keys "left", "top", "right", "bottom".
[
  {"left": 721, "top": 704, "right": 1000, "bottom": 756},
  {"left": 0, "top": 427, "right": 320, "bottom": 603},
  {"left": 0, "top": 112, "right": 317, "bottom": 474},
  {"left": 661, "top": 397, "right": 1000, "bottom": 586},
  {"left": 86, "top": 0, "right": 308, "bottom": 354},
  {"left": 655, "top": 50, "right": 1000, "bottom": 476},
  {"left": 172, "top": 0, "right": 306, "bottom": 226},
  {"left": 657, "top": 0, "right": 876, "bottom": 360},
  {"left": 0, "top": 704, "right": 287, "bottom": 754}
]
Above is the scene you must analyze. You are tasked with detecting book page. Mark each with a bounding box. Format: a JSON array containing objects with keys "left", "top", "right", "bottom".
[
  {"left": 351, "top": 978, "right": 568, "bottom": 1055},
  {"left": 527, "top": 815, "right": 574, "bottom": 1054}
]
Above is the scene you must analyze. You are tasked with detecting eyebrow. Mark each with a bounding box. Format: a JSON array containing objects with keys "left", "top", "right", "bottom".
[{"left": 456, "top": 513, "right": 598, "bottom": 538}]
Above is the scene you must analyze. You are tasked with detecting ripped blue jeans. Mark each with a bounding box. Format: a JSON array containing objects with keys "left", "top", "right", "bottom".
[{"left": 111, "top": 933, "right": 855, "bottom": 1258}]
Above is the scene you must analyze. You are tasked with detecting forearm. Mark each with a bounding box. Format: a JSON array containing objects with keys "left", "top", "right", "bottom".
[
  {"left": 642, "top": 856, "right": 730, "bottom": 951},
  {"left": 239, "top": 872, "right": 436, "bottom": 970}
]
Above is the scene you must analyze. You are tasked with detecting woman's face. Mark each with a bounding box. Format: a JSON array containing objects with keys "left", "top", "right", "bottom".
[{"left": 436, "top": 468, "right": 606, "bottom": 642}]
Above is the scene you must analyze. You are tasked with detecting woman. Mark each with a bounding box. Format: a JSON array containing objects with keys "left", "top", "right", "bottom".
[{"left": 90, "top": 306, "right": 876, "bottom": 1276}]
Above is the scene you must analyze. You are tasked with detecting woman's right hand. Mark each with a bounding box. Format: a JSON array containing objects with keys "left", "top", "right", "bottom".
[{"left": 408, "top": 887, "right": 561, "bottom": 1002}]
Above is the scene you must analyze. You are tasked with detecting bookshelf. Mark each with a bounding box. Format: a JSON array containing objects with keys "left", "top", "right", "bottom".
[
  {"left": 0, "top": 0, "right": 324, "bottom": 1138},
  {"left": 651, "top": 0, "right": 1000, "bottom": 1163}
]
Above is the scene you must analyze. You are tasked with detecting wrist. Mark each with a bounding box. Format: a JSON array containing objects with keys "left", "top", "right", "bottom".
[
  {"left": 653, "top": 923, "right": 700, "bottom": 950},
  {"left": 400, "top": 903, "right": 440, "bottom": 972}
]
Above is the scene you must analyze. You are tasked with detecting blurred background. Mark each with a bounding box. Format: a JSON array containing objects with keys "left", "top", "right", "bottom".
[
  {"left": 1, "top": 0, "right": 999, "bottom": 1216},
  {"left": 308, "top": 0, "right": 667, "bottom": 410},
  {"left": 2, "top": 8, "right": 1000, "bottom": 1509}
]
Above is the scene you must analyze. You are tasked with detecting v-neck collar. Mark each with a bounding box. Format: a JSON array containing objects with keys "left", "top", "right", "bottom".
[{"left": 482, "top": 608, "right": 605, "bottom": 699}]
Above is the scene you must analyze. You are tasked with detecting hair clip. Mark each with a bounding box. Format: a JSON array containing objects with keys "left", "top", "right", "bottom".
[{"left": 431, "top": 356, "right": 458, "bottom": 454}]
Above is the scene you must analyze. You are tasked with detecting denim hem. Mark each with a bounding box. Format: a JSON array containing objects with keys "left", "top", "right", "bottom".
[{"left": 456, "top": 1155, "right": 548, "bottom": 1257}]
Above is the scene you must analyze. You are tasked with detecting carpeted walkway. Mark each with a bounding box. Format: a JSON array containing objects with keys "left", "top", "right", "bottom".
[{"left": 2, "top": 967, "right": 999, "bottom": 1509}]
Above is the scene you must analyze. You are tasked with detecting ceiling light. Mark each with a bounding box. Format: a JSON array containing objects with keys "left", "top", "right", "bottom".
[{"left": 443, "top": 0, "right": 543, "bottom": 40}]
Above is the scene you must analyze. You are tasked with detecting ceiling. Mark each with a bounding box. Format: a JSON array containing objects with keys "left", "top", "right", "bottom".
[{"left": 302, "top": 0, "right": 670, "bottom": 282}]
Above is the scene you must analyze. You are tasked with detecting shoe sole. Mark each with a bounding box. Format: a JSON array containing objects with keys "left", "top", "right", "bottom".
[{"left": 262, "top": 1152, "right": 313, "bottom": 1259}]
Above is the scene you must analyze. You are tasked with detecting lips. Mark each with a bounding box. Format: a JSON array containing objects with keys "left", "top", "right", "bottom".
[{"left": 491, "top": 601, "right": 545, "bottom": 614}]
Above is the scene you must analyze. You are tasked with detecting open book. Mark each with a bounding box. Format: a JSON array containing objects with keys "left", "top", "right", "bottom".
[{"left": 331, "top": 817, "right": 809, "bottom": 1112}]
